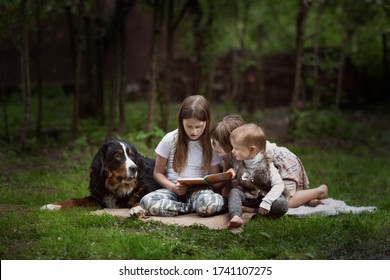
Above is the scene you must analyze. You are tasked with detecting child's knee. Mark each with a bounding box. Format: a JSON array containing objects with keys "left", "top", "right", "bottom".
[
  {"left": 269, "top": 198, "right": 289, "bottom": 219},
  {"left": 140, "top": 193, "right": 165, "bottom": 215},
  {"left": 139, "top": 194, "right": 150, "bottom": 210},
  {"left": 194, "top": 191, "right": 224, "bottom": 216}
]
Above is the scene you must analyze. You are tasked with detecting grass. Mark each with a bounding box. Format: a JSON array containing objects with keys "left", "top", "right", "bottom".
[
  {"left": 1, "top": 138, "right": 389, "bottom": 260},
  {"left": 0, "top": 93, "right": 389, "bottom": 260}
]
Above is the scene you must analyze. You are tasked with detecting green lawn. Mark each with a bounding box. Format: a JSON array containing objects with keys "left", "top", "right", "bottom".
[
  {"left": 0, "top": 96, "right": 389, "bottom": 259},
  {"left": 0, "top": 140, "right": 388, "bottom": 260}
]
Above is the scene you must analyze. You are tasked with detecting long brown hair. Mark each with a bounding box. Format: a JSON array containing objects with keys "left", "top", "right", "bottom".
[
  {"left": 174, "top": 95, "right": 213, "bottom": 174},
  {"left": 211, "top": 114, "right": 244, "bottom": 154}
]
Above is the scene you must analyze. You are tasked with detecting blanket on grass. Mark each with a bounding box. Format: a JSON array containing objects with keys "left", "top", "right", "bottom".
[{"left": 91, "top": 198, "right": 377, "bottom": 231}]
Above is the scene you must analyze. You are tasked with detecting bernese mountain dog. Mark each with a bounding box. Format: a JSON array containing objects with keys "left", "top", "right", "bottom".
[{"left": 41, "top": 139, "right": 161, "bottom": 210}]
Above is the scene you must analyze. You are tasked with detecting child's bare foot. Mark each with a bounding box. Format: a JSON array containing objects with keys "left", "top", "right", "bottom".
[
  {"left": 318, "top": 184, "right": 328, "bottom": 199},
  {"left": 306, "top": 199, "right": 323, "bottom": 207},
  {"left": 228, "top": 215, "right": 244, "bottom": 228},
  {"left": 306, "top": 185, "right": 328, "bottom": 206}
]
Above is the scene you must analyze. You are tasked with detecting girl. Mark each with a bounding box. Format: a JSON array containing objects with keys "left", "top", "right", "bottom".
[
  {"left": 210, "top": 114, "right": 243, "bottom": 197},
  {"left": 140, "top": 95, "right": 225, "bottom": 217},
  {"left": 211, "top": 114, "right": 328, "bottom": 209},
  {"left": 228, "top": 123, "right": 290, "bottom": 228}
]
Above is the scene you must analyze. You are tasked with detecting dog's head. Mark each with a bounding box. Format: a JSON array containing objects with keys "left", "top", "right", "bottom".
[{"left": 90, "top": 140, "right": 145, "bottom": 198}]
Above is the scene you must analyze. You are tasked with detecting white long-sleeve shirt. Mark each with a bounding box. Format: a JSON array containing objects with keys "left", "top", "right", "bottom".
[{"left": 243, "top": 152, "right": 285, "bottom": 211}]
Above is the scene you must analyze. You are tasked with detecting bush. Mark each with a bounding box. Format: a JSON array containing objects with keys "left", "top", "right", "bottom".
[{"left": 291, "top": 108, "right": 359, "bottom": 140}]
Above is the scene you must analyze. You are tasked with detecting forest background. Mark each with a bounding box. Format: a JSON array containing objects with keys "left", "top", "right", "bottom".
[
  {"left": 0, "top": 0, "right": 389, "bottom": 147},
  {"left": 0, "top": 0, "right": 389, "bottom": 260}
]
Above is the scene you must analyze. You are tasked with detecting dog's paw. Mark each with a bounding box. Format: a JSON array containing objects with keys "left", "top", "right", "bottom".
[
  {"left": 40, "top": 204, "right": 62, "bottom": 211},
  {"left": 129, "top": 205, "right": 148, "bottom": 219}
]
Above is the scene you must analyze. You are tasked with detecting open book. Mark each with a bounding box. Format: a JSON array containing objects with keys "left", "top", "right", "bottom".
[{"left": 177, "top": 171, "right": 233, "bottom": 187}]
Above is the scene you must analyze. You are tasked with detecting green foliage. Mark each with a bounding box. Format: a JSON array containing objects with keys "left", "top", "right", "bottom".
[
  {"left": 127, "top": 126, "right": 165, "bottom": 144},
  {"left": 289, "top": 108, "right": 390, "bottom": 152},
  {"left": 291, "top": 108, "right": 348, "bottom": 139}
]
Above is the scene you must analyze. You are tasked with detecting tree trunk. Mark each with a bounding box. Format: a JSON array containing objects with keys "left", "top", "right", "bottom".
[
  {"left": 71, "top": 0, "right": 85, "bottom": 141},
  {"left": 335, "top": 30, "right": 352, "bottom": 110},
  {"left": 106, "top": 80, "right": 116, "bottom": 140},
  {"left": 311, "top": 4, "right": 323, "bottom": 109},
  {"left": 117, "top": 0, "right": 127, "bottom": 135},
  {"left": 383, "top": 32, "right": 389, "bottom": 95},
  {"left": 204, "top": 59, "right": 216, "bottom": 101},
  {"left": 190, "top": 0, "right": 203, "bottom": 96},
  {"left": 254, "top": 24, "right": 265, "bottom": 111},
  {"left": 116, "top": 31, "right": 126, "bottom": 136},
  {"left": 81, "top": 15, "right": 97, "bottom": 118},
  {"left": 34, "top": 0, "right": 43, "bottom": 139},
  {"left": 65, "top": 4, "right": 76, "bottom": 79},
  {"left": 200, "top": 0, "right": 214, "bottom": 101},
  {"left": 288, "top": 0, "right": 310, "bottom": 142},
  {"left": 335, "top": 31, "right": 350, "bottom": 110},
  {"left": 160, "top": 0, "right": 174, "bottom": 132},
  {"left": 231, "top": 50, "right": 242, "bottom": 110},
  {"left": 19, "top": 0, "right": 32, "bottom": 149},
  {"left": 1, "top": 86, "right": 10, "bottom": 143},
  {"left": 160, "top": 0, "right": 190, "bottom": 131},
  {"left": 106, "top": 0, "right": 131, "bottom": 138},
  {"left": 95, "top": 0, "right": 105, "bottom": 125},
  {"left": 291, "top": 0, "right": 310, "bottom": 109},
  {"left": 146, "top": 0, "right": 165, "bottom": 146}
]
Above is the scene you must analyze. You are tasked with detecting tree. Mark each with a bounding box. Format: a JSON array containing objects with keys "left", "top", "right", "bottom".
[
  {"left": 18, "top": 0, "right": 32, "bottom": 148},
  {"left": 70, "top": 0, "right": 84, "bottom": 141},
  {"left": 33, "top": 0, "right": 43, "bottom": 139},
  {"left": 291, "top": 0, "right": 310, "bottom": 109},
  {"left": 106, "top": 0, "right": 134, "bottom": 138},
  {"left": 159, "top": 0, "right": 190, "bottom": 132},
  {"left": 334, "top": 0, "right": 378, "bottom": 109},
  {"left": 145, "top": 0, "right": 165, "bottom": 145},
  {"left": 1, "top": 0, "right": 64, "bottom": 144}
]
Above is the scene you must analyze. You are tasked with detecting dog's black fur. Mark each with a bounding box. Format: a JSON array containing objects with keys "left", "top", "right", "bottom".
[
  {"left": 89, "top": 139, "right": 161, "bottom": 208},
  {"left": 41, "top": 139, "right": 161, "bottom": 210}
]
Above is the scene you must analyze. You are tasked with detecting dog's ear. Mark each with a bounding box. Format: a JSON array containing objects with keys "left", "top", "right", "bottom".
[
  {"left": 135, "top": 154, "right": 145, "bottom": 170},
  {"left": 90, "top": 142, "right": 109, "bottom": 181}
]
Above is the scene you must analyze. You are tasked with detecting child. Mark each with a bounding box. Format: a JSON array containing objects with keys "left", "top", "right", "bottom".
[
  {"left": 211, "top": 114, "right": 244, "bottom": 171},
  {"left": 211, "top": 114, "right": 328, "bottom": 209},
  {"left": 211, "top": 114, "right": 244, "bottom": 197},
  {"left": 140, "top": 95, "right": 225, "bottom": 217},
  {"left": 227, "top": 123, "right": 290, "bottom": 228}
]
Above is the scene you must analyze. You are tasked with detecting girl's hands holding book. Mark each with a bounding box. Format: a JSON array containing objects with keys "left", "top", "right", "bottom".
[{"left": 171, "top": 182, "right": 189, "bottom": 196}]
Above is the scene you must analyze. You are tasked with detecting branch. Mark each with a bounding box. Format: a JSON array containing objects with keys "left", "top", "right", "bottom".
[{"left": 172, "top": 0, "right": 191, "bottom": 31}]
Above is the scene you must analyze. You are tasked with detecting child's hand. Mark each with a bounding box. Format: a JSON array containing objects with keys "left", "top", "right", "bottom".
[
  {"left": 227, "top": 168, "right": 236, "bottom": 178},
  {"left": 242, "top": 206, "right": 269, "bottom": 216},
  {"left": 258, "top": 207, "right": 269, "bottom": 216},
  {"left": 172, "top": 182, "right": 188, "bottom": 196}
]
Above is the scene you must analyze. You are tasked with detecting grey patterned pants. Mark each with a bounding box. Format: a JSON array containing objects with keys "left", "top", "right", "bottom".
[
  {"left": 140, "top": 188, "right": 225, "bottom": 217},
  {"left": 229, "top": 188, "right": 288, "bottom": 219}
]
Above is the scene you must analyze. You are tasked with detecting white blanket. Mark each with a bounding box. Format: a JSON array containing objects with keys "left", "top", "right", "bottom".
[{"left": 286, "top": 198, "right": 377, "bottom": 217}]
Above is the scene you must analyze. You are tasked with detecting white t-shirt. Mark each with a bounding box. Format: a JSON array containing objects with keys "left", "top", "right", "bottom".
[{"left": 155, "top": 129, "right": 221, "bottom": 183}]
